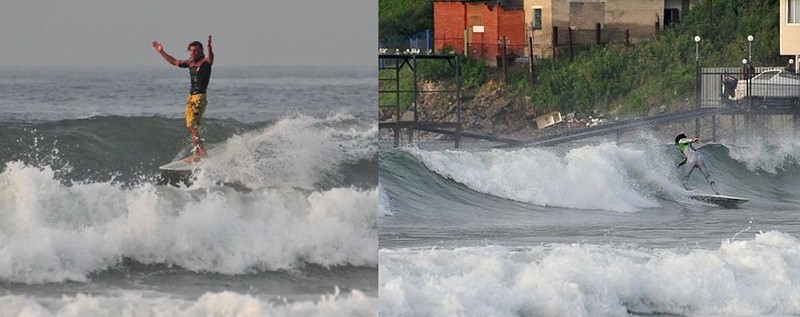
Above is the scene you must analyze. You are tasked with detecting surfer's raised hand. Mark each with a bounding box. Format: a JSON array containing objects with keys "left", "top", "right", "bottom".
[
  {"left": 152, "top": 41, "right": 164, "bottom": 53},
  {"left": 152, "top": 41, "right": 180, "bottom": 66},
  {"left": 206, "top": 35, "right": 214, "bottom": 64}
]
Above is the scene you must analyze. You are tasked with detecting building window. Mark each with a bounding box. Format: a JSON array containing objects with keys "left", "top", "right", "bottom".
[
  {"left": 664, "top": 8, "right": 680, "bottom": 27},
  {"left": 791, "top": 0, "right": 800, "bottom": 23},
  {"left": 532, "top": 8, "right": 542, "bottom": 30}
]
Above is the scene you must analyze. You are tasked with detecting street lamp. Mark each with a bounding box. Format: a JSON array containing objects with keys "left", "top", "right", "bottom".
[
  {"left": 742, "top": 58, "right": 753, "bottom": 80},
  {"left": 694, "top": 36, "right": 701, "bottom": 62},
  {"left": 747, "top": 35, "right": 754, "bottom": 62},
  {"left": 743, "top": 58, "right": 752, "bottom": 108},
  {"left": 742, "top": 58, "right": 750, "bottom": 76},
  {"left": 694, "top": 36, "right": 701, "bottom": 108}
]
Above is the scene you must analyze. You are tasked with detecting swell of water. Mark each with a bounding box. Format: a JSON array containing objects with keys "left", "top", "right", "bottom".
[
  {"left": 382, "top": 136, "right": 800, "bottom": 215},
  {"left": 379, "top": 133, "right": 800, "bottom": 316},
  {"left": 0, "top": 114, "right": 378, "bottom": 284}
]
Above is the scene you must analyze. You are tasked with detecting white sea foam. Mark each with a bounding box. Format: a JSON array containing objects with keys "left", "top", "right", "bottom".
[
  {"left": 191, "top": 113, "right": 377, "bottom": 190},
  {"left": 726, "top": 126, "right": 800, "bottom": 174},
  {"left": 379, "top": 231, "right": 800, "bottom": 317},
  {"left": 378, "top": 183, "right": 393, "bottom": 217},
  {"left": 0, "top": 288, "right": 377, "bottom": 317},
  {"left": 0, "top": 161, "right": 377, "bottom": 284},
  {"left": 409, "top": 143, "right": 680, "bottom": 212}
]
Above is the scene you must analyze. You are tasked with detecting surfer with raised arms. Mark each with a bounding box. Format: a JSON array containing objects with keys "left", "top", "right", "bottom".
[
  {"left": 675, "top": 133, "right": 719, "bottom": 194},
  {"left": 152, "top": 35, "right": 214, "bottom": 162}
]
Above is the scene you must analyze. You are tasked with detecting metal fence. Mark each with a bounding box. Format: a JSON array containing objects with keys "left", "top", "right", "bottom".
[
  {"left": 381, "top": 26, "right": 639, "bottom": 63},
  {"left": 467, "top": 43, "right": 526, "bottom": 64},
  {"left": 379, "top": 30, "right": 432, "bottom": 53},
  {"left": 554, "top": 27, "right": 634, "bottom": 46},
  {"left": 700, "top": 67, "right": 800, "bottom": 109}
]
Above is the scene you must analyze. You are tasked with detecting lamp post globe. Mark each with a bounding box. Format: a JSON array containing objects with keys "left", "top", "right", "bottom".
[{"left": 693, "top": 36, "right": 701, "bottom": 61}]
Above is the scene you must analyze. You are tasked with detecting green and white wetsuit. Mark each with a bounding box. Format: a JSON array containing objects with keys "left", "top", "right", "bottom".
[{"left": 677, "top": 137, "right": 719, "bottom": 194}]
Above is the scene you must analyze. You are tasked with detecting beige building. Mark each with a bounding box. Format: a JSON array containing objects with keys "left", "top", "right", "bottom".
[
  {"left": 524, "top": 0, "right": 693, "bottom": 58},
  {"left": 781, "top": 0, "right": 800, "bottom": 71}
]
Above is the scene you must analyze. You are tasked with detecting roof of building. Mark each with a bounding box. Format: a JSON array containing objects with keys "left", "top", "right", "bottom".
[{"left": 433, "top": 0, "right": 524, "bottom": 11}]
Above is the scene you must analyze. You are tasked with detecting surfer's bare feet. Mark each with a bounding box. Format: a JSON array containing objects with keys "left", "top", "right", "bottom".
[
  {"left": 181, "top": 156, "right": 202, "bottom": 163},
  {"left": 195, "top": 146, "right": 207, "bottom": 158},
  {"left": 183, "top": 144, "right": 207, "bottom": 163}
]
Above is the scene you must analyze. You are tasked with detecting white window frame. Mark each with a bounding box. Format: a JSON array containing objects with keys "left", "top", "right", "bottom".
[
  {"left": 790, "top": 0, "right": 800, "bottom": 24},
  {"left": 532, "top": 6, "right": 543, "bottom": 30}
]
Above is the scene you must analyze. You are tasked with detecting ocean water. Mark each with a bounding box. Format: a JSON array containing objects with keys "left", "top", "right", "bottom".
[
  {"left": 0, "top": 66, "right": 378, "bottom": 316},
  {"left": 379, "top": 129, "right": 800, "bottom": 316}
]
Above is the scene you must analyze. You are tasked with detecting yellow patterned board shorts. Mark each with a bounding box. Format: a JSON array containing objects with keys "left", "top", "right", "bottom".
[{"left": 185, "top": 93, "right": 207, "bottom": 128}]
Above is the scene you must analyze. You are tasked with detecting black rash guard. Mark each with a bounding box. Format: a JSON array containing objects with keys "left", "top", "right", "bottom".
[{"left": 179, "top": 56, "right": 212, "bottom": 94}]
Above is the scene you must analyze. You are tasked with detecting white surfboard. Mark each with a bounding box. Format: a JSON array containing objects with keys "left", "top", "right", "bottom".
[
  {"left": 158, "top": 153, "right": 207, "bottom": 186},
  {"left": 159, "top": 142, "right": 223, "bottom": 173},
  {"left": 158, "top": 144, "right": 224, "bottom": 187},
  {"left": 158, "top": 158, "right": 199, "bottom": 173},
  {"left": 689, "top": 193, "right": 749, "bottom": 208}
]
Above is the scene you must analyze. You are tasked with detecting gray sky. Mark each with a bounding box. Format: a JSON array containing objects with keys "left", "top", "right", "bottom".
[{"left": 1, "top": 0, "right": 377, "bottom": 67}]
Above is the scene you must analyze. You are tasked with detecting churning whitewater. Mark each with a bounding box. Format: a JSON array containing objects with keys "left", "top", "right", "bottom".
[
  {"left": 380, "top": 131, "right": 800, "bottom": 317},
  {"left": 1, "top": 66, "right": 378, "bottom": 316}
]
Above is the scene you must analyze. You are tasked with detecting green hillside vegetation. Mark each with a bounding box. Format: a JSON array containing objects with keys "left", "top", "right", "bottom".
[
  {"left": 379, "top": 0, "right": 785, "bottom": 117},
  {"left": 379, "top": 0, "right": 432, "bottom": 42}
]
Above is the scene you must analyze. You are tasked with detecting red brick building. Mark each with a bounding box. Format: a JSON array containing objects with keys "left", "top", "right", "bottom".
[{"left": 434, "top": 0, "right": 525, "bottom": 66}]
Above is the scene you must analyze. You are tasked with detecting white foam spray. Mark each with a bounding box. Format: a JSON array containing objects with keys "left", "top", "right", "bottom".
[
  {"left": 408, "top": 142, "right": 680, "bottom": 212},
  {"left": 380, "top": 231, "right": 800, "bottom": 317},
  {"left": 726, "top": 125, "right": 800, "bottom": 174},
  {"left": 0, "top": 288, "right": 377, "bottom": 317},
  {"left": 192, "top": 113, "right": 377, "bottom": 190},
  {"left": 0, "top": 159, "right": 377, "bottom": 284}
]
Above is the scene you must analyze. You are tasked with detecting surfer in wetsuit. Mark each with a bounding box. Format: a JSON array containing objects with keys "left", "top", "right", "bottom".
[
  {"left": 152, "top": 35, "right": 214, "bottom": 161},
  {"left": 675, "top": 133, "right": 719, "bottom": 194}
]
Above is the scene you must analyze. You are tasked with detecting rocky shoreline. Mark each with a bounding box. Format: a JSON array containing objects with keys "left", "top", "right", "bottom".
[{"left": 381, "top": 73, "right": 695, "bottom": 144}]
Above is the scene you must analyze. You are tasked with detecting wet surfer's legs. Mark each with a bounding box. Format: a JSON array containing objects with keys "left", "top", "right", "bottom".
[
  {"left": 185, "top": 94, "right": 207, "bottom": 159},
  {"left": 696, "top": 159, "right": 719, "bottom": 194},
  {"left": 187, "top": 125, "right": 206, "bottom": 158},
  {"left": 681, "top": 164, "right": 695, "bottom": 191}
]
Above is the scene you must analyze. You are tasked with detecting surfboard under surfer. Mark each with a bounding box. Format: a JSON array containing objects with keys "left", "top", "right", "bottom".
[
  {"left": 675, "top": 133, "right": 720, "bottom": 194},
  {"left": 152, "top": 35, "right": 214, "bottom": 162}
]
